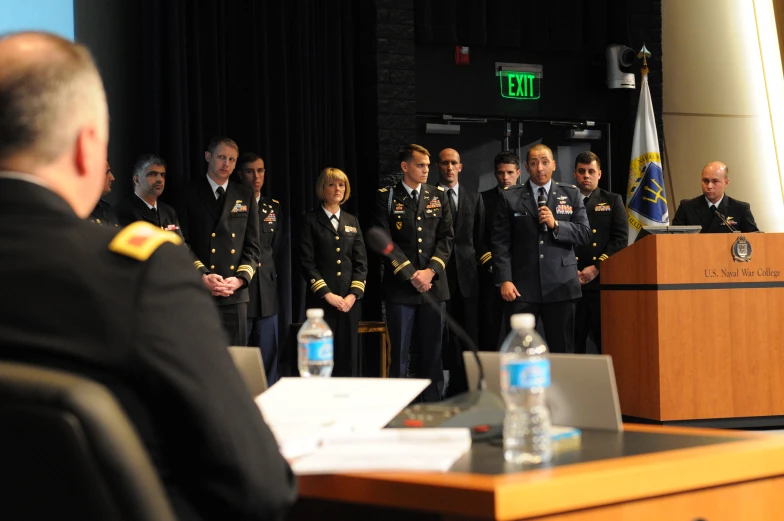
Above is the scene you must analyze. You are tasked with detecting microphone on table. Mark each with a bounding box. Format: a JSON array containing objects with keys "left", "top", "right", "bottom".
[
  {"left": 366, "top": 227, "right": 504, "bottom": 435},
  {"left": 537, "top": 193, "right": 549, "bottom": 233},
  {"left": 714, "top": 209, "right": 739, "bottom": 233}
]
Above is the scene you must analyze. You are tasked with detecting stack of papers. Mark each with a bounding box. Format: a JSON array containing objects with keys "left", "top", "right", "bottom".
[{"left": 255, "top": 378, "right": 472, "bottom": 474}]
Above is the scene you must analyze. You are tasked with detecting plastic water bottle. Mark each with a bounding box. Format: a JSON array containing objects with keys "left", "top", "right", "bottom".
[
  {"left": 500, "top": 313, "right": 552, "bottom": 464},
  {"left": 297, "top": 308, "right": 334, "bottom": 377}
]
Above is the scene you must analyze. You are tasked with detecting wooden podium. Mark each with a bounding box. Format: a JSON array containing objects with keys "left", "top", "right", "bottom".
[{"left": 601, "top": 233, "right": 784, "bottom": 424}]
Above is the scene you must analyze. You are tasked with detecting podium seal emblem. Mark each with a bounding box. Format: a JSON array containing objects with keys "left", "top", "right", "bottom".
[{"left": 732, "top": 235, "right": 752, "bottom": 262}]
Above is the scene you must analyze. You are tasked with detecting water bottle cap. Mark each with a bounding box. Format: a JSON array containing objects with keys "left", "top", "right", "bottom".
[
  {"left": 305, "top": 308, "right": 324, "bottom": 319},
  {"left": 510, "top": 313, "right": 535, "bottom": 330}
]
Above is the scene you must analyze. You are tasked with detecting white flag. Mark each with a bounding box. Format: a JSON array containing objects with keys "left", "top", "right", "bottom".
[{"left": 625, "top": 73, "right": 668, "bottom": 244}]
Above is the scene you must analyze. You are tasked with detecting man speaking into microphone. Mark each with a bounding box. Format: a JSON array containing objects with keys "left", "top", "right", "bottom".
[
  {"left": 672, "top": 161, "right": 759, "bottom": 233},
  {"left": 492, "top": 145, "right": 590, "bottom": 354}
]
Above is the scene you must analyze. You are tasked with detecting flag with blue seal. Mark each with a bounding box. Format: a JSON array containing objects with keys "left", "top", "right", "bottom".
[{"left": 626, "top": 72, "right": 668, "bottom": 243}]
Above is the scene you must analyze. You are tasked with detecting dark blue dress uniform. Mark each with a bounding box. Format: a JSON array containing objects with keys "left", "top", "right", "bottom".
[
  {"left": 299, "top": 208, "right": 368, "bottom": 376},
  {"left": 0, "top": 177, "right": 296, "bottom": 521},
  {"left": 115, "top": 194, "right": 183, "bottom": 239},
  {"left": 573, "top": 188, "right": 628, "bottom": 354},
  {"left": 180, "top": 178, "right": 261, "bottom": 346},
  {"left": 479, "top": 185, "right": 507, "bottom": 350},
  {"left": 672, "top": 195, "right": 759, "bottom": 233},
  {"left": 440, "top": 185, "right": 490, "bottom": 397},
  {"left": 89, "top": 198, "right": 119, "bottom": 228},
  {"left": 492, "top": 181, "right": 591, "bottom": 353},
  {"left": 247, "top": 196, "right": 282, "bottom": 385},
  {"left": 372, "top": 182, "right": 454, "bottom": 402}
]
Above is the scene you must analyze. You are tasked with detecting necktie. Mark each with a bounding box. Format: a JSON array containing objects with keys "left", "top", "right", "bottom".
[
  {"left": 538, "top": 186, "right": 546, "bottom": 199},
  {"left": 710, "top": 204, "right": 717, "bottom": 214},
  {"left": 411, "top": 189, "right": 418, "bottom": 206},
  {"left": 152, "top": 207, "right": 160, "bottom": 227},
  {"left": 583, "top": 196, "right": 588, "bottom": 207},
  {"left": 448, "top": 188, "right": 457, "bottom": 217},
  {"left": 330, "top": 214, "right": 339, "bottom": 231},
  {"left": 215, "top": 186, "right": 225, "bottom": 209}
]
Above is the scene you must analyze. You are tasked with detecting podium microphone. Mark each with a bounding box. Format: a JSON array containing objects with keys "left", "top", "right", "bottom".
[
  {"left": 537, "top": 193, "right": 549, "bottom": 233},
  {"left": 366, "top": 227, "right": 504, "bottom": 435},
  {"left": 714, "top": 209, "right": 738, "bottom": 233}
]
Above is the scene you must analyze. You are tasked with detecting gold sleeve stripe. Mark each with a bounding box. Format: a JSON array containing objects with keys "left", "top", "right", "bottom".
[
  {"left": 310, "top": 279, "right": 326, "bottom": 290},
  {"left": 194, "top": 260, "right": 205, "bottom": 269},
  {"left": 431, "top": 256, "right": 446, "bottom": 270},
  {"left": 311, "top": 281, "right": 328, "bottom": 292},
  {"left": 237, "top": 265, "right": 255, "bottom": 278},
  {"left": 391, "top": 259, "right": 400, "bottom": 268},
  {"left": 351, "top": 281, "right": 366, "bottom": 289},
  {"left": 479, "top": 252, "right": 492, "bottom": 264},
  {"left": 598, "top": 254, "right": 609, "bottom": 261},
  {"left": 393, "top": 260, "right": 411, "bottom": 275}
]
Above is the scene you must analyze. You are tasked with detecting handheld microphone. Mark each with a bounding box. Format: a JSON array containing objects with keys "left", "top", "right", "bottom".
[
  {"left": 714, "top": 209, "right": 738, "bottom": 233},
  {"left": 366, "top": 226, "right": 486, "bottom": 391},
  {"left": 537, "top": 193, "right": 549, "bottom": 233}
]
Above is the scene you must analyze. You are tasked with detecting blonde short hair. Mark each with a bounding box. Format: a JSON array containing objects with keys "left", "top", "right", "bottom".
[{"left": 316, "top": 167, "right": 351, "bottom": 204}]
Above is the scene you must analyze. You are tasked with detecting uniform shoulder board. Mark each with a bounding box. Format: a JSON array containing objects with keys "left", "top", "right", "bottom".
[
  {"left": 272, "top": 198, "right": 280, "bottom": 204},
  {"left": 378, "top": 187, "right": 388, "bottom": 193},
  {"left": 109, "top": 221, "right": 183, "bottom": 261},
  {"left": 437, "top": 185, "right": 445, "bottom": 191}
]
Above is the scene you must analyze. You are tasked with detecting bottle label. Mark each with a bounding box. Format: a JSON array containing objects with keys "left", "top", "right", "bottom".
[
  {"left": 504, "top": 359, "right": 550, "bottom": 389},
  {"left": 306, "top": 339, "right": 333, "bottom": 362}
]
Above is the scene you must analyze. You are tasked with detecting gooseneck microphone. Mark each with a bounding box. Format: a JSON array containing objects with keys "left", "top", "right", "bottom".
[
  {"left": 366, "top": 227, "right": 486, "bottom": 391},
  {"left": 537, "top": 193, "right": 549, "bottom": 233},
  {"left": 714, "top": 209, "right": 738, "bottom": 233}
]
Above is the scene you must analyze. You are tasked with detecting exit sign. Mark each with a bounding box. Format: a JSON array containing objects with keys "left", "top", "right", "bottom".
[{"left": 500, "top": 71, "right": 541, "bottom": 100}]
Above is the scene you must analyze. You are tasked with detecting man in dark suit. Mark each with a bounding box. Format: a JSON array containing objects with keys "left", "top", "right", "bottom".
[
  {"left": 480, "top": 151, "right": 522, "bottom": 350},
  {"left": 180, "top": 137, "right": 261, "bottom": 346},
  {"left": 238, "top": 152, "right": 281, "bottom": 385},
  {"left": 372, "top": 144, "right": 454, "bottom": 402},
  {"left": 492, "top": 145, "right": 591, "bottom": 353},
  {"left": 88, "top": 161, "right": 118, "bottom": 228},
  {"left": 436, "top": 148, "right": 489, "bottom": 396},
  {"left": 115, "top": 154, "right": 183, "bottom": 238},
  {"left": 0, "top": 31, "right": 295, "bottom": 521},
  {"left": 572, "top": 152, "right": 628, "bottom": 354},
  {"left": 672, "top": 161, "right": 759, "bottom": 233}
]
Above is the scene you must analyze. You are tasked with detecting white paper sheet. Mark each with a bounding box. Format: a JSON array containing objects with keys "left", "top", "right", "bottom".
[{"left": 255, "top": 377, "right": 430, "bottom": 459}]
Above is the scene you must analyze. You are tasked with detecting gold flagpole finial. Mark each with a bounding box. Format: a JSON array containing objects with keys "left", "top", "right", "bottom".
[{"left": 638, "top": 43, "right": 651, "bottom": 77}]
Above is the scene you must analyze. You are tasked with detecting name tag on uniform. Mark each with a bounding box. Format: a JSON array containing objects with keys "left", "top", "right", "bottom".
[
  {"left": 393, "top": 210, "right": 405, "bottom": 215},
  {"left": 513, "top": 212, "right": 528, "bottom": 217}
]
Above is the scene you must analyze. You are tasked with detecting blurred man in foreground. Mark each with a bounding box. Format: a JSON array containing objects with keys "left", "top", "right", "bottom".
[{"left": 0, "top": 31, "right": 295, "bottom": 520}]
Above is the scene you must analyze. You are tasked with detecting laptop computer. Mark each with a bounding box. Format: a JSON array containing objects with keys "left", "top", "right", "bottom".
[{"left": 462, "top": 352, "right": 623, "bottom": 431}]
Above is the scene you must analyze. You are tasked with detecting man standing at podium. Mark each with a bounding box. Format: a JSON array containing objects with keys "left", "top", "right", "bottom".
[
  {"left": 572, "top": 152, "right": 627, "bottom": 354},
  {"left": 671, "top": 161, "right": 759, "bottom": 233}
]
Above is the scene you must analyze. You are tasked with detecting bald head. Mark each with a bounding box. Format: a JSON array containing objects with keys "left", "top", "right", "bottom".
[
  {"left": 701, "top": 161, "right": 730, "bottom": 203},
  {"left": 0, "top": 32, "right": 109, "bottom": 217},
  {"left": 437, "top": 148, "right": 462, "bottom": 187}
]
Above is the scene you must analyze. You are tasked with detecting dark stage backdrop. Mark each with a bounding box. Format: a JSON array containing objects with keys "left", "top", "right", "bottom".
[{"left": 134, "top": 0, "right": 380, "bottom": 372}]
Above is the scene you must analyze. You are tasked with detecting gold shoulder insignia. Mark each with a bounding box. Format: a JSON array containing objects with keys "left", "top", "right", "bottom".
[
  {"left": 437, "top": 186, "right": 445, "bottom": 191},
  {"left": 378, "top": 187, "right": 388, "bottom": 192},
  {"left": 109, "top": 221, "right": 182, "bottom": 261},
  {"left": 272, "top": 198, "right": 280, "bottom": 204}
]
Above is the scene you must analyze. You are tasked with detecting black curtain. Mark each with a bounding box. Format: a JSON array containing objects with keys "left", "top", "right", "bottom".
[{"left": 137, "top": 0, "right": 380, "bottom": 373}]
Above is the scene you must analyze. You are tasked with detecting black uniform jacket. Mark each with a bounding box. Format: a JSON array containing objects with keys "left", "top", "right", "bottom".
[
  {"left": 446, "top": 187, "right": 491, "bottom": 298},
  {"left": 492, "top": 181, "right": 591, "bottom": 303},
  {"left": 0, "top": 177, "right": 296, "bottom": 521},
  {"left": 180, "top": 178, "right": 261, "bottom": 306},
  {"left": 115, "top": 193, "right": 184, "bottom": 239},
  {"left": 248, "top": 196, "right": 282, "bottom": 318},
  {"left": 671, "top": 195, "right": 759, "bottom": 233},
  {"left": 89, "top": 198, "right": 119, "bottom": 228},
  {"left": 300, "top": 208, "right": 368, "bottom": 300},
  {"left": 372, "top": 182, "right": 454, "bottom": 304},
  {"left": 574, "top": 188, "right": 628, "bottom": 291}
]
